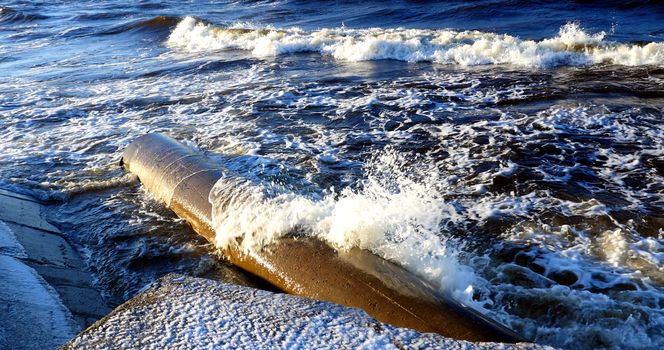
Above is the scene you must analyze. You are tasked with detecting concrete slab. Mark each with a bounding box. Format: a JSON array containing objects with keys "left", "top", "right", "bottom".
[
  {"left": 0, "top": 188, "right": 40, "bottom": 203},
  {"left": 0, "top": 192, "right": 59, "bottom": 232},
  {"left": 27, "top": 263, "right": 96, "bottom": 288},
  {"left": 0, "top": 255, "right": 79, "bottom": 350},
  {"left": 26, "top": 264, "right": 111, "bottom": 329},
  {"left": 53, "top": 284, "right": 112, "bottom": 319},
  {"left": 0, "top": 188, "right": 112, "bottom": 346},
  {"left": 7, "top": 221, "right": 85, "bottom": 269},
  {"left": 64, "top": 274, "right": 551, "bottom": 350},
  {"left": 0, "top": 220, "right": 27, "bottom": 258}
]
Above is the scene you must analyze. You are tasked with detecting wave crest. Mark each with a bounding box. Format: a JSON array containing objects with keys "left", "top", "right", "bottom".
[{"left": 167, "top": 17, "right": 664, "bottom": 68}]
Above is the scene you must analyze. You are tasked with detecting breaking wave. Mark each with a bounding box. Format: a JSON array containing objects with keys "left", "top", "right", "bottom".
[
  {"left": 167, "top": 17, "right": 664, "bottom": 68},
  {"left": 209, "top": 150, "right": 480, "bottom": 304}
]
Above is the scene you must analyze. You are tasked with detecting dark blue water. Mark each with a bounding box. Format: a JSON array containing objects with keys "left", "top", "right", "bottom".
[{"left": 1, "top": 1, "right": 664, "bottom": 349}]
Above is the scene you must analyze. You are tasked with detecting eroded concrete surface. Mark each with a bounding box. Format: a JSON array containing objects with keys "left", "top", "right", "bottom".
[
  {"left": 0, "top": 189, "right": 110, "bottom": 349},
  {"left": 65, "top": 274, "right": 553, "bottom": 350}
]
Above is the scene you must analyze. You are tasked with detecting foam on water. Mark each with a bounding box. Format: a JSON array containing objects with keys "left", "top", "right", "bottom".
[
  {"left": 3, "top": 12, "right": 664, "bottom": 346},
  {"left": 210, "top": 150, "right": 480, "bottom": 303},
  {"left": 203, "top": 93, "right": 664, "bottom": 348},
  {"left": 2, "top": 1, "right": 664, "bottom": 348},
  {"left": 476, "top": 217, "right": 664, "bottom": 348},
  {"left": 209, "top": 154, "right": 664, "bottom": 348},
  {"left": 168, "top": 17, "right": 664, "bottom": 68}
]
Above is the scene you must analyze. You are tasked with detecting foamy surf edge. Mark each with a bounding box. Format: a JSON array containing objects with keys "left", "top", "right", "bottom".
[{"left": 167, "top": 17, "right": 664, "bottom": 68}]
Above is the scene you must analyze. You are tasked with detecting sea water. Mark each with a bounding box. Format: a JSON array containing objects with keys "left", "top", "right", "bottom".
[{"left": 1, "top": 1, "right": 663, "bottom": 348}]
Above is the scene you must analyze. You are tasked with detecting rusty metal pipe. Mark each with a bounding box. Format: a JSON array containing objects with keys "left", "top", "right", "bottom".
[{"left": 121, "top": 133, "right": 525, "bottom": 343}]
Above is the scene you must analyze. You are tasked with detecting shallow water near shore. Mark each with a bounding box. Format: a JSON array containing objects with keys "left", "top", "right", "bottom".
[{"left": 1, "top": 1, "right": 664, "bottom": 349}]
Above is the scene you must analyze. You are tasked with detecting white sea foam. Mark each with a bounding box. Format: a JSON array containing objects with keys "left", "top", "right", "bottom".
[
  {"left": 4, "top": 23, "right": 664, "bottom": 347},
  {"left": 210, "top": 150, "right": 480, "bottom": 303},
  {"left": 168, "top": 17, "right": 664, "bottom": 67},
  {"left": 481, "top": 217, "right": 664, "bottom": 348}
]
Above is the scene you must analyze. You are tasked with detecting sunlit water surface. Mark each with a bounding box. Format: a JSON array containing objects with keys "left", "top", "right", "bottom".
[{"left": 1, "top": 1, "right": 664, "bottom": 348}]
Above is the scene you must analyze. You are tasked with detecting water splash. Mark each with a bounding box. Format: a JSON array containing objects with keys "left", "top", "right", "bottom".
[{"left": 209, "top": 150, "right": 480, "bottom": 303}]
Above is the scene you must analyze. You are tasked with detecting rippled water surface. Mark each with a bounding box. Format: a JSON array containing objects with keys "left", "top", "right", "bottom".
[{"left": 1, "top": 1, "right": 664, "bottom": 349}]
